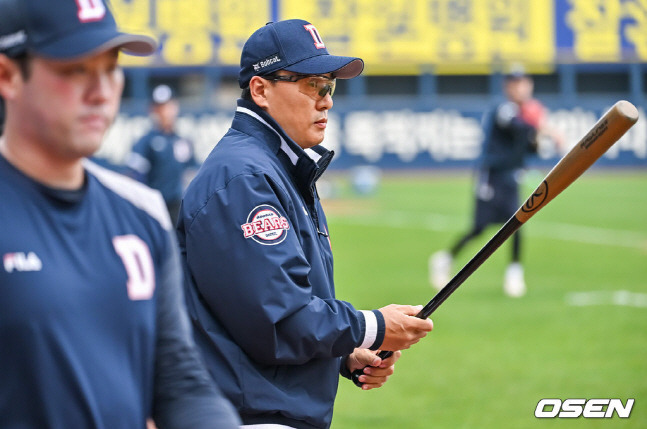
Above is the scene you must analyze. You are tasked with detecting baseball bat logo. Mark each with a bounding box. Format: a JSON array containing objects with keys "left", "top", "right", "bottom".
[
  {"left": 521, "top": 180, "right": 549, "bottom": 213},
  {"left": 579, "top": 119, "right": 608, "bottom": 149}
]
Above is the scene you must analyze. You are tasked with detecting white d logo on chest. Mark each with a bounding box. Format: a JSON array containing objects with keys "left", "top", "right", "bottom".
[{"left": 113, "top": 235, "right": 155, "bottom": 300}]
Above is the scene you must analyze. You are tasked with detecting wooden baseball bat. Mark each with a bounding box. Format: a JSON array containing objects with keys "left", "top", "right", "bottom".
[{"left": 352, "top": 100, "right": 639, "bottom": 387}]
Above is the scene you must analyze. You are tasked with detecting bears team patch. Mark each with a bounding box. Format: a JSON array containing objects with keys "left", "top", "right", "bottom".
[{"left": 241, "top": 204, "right": 290, "bottom": 245}]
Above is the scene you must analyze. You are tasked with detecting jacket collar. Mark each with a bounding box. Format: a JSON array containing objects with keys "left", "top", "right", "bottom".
[{"left": 233, "top": 99, "right": 334, "bottom": 198}]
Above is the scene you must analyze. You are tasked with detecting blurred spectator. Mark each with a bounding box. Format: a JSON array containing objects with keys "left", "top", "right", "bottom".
[
  {"left": 429, "top": 69, "right": 562, "bottom": 298},
  {"left": 126, "top": 84, "right": 198, "bottom": 225}
]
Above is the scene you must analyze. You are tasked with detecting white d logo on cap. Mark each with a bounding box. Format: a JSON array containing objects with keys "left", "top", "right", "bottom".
[
  {"left": 303, "top": 24, "right": 325, "bottom": 50},
  {"left": 76, "top": 0, "right": 106, "bottom": 23}
]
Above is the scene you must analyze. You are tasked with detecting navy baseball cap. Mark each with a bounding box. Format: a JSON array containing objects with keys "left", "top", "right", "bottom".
[
  {"left": 239, "top": 19, "right": 364, "bottom": 88},
  {"left": 504, "top": 65, "right": 530, "bottom": 81},
  {"left": 0, "top": 0, "right": 156, "bottom": 60},
  {"left": 504, "top": 71, "right": 530, "bottom": 81}
]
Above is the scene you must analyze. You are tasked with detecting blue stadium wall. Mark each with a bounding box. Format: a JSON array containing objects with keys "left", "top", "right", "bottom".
[{"left": 100, "top": 101, "right": 647, "bottom": 170}]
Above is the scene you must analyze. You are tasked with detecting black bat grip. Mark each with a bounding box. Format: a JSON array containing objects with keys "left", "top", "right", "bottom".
[
  {"left": 351, "top": 350, "right": 394, "bottom": 387},
  {"left": 351, "top": 308, "right": 427, "bottom": 387}
]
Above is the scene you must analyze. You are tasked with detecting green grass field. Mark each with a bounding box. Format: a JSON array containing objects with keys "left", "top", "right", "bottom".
[{"left": 323, "top": 169, "right": 647, "bottom": 428}]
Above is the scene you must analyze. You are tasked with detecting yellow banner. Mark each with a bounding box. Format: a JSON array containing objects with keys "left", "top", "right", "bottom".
[
  {"left": 282, "top": 0, "right": 555, "bottom": 74},
  {"left": 109, "top": 0, "right": 619, "bottom": 74},
  {"left": 112, "top": 0, "right": 270, "bottom": 67},
  {"left": 109, "top": 0, "right": 647, "bottom": 71},
  {"left": 567, "top": 0, "right": 647, "bottom": 61}
]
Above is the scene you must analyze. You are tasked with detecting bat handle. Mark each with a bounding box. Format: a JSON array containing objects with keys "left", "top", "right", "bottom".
[
  {"left": 351, "top": 350, "right": 394, "bottom": 387},
  {"left": 349, "top": 293, "right": 459, "bottom": 387},
  {"left": 351, "top": 307, "right": 431, "bottom": 388}
]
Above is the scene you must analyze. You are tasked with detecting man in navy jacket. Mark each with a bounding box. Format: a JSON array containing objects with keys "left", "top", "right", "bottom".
[{"left": 178, "top": 19, "right": 433, "bottom": 429}]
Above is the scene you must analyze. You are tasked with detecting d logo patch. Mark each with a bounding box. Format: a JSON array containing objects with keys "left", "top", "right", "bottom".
[
  {"left": 303, "top": 24, "right": 325, "bottom": 49},
  {"left": 76, "top": 0, "right": 106, "bottom": 22},
  {"left": 241, "top": 204, "right": 290, "bottom": 245}
]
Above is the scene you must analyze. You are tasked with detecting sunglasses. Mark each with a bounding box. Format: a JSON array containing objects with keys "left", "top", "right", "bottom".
[{"left": 263, "top": 74, "right": 336, "bottom": 100}]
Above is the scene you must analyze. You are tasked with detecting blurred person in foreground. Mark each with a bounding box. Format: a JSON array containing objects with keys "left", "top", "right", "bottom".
[
  {"left": 430, "top": 68, "right": 563, "bottom": 297},
  {"left": 177, "top": 19, "right": 434, "bottom": 429},
  {"left": 126, "top": 84, "right": 198, "bottom": 225},
  {"left": 0, "top": 0, "right": 239, "bottom": 427}
]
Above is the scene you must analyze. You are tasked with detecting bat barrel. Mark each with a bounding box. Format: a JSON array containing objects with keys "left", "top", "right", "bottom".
[{"left": 516, "top": 100, "right": 639, "bottom": 223}]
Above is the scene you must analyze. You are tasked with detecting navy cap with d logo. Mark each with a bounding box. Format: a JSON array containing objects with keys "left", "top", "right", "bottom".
[
  {"left": 0, "top": 0, "right": 156, "bottom": 59},
  {"left": 239, "top": 19, "right": 364, "bottom": 88}
]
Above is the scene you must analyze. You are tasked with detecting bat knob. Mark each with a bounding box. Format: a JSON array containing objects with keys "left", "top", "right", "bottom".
[
  {"left": 350, "top": 350, "right": 394, "bottom": 388},
  {"left": 351, "top": 368, "right": 364, "bottom": 387}
]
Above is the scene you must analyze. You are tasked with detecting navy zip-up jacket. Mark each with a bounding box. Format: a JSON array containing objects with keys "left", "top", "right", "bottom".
[{"left": 178, "top": 99, "right": 385, "bottom": 429}]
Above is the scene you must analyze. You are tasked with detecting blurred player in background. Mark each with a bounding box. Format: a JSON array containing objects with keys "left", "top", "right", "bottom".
[
  {"left": 178, "top": 19, "right": 433, "bottom": 429},
  {"left": 0, "top": 0, "right": 239, "bottom": 427},
  {"left": 0, "top": 97, "right": 4, "bottom": 136},
  {"left": 430, "top": 69, "right": 562, "bottom": 297},
  {"left": 126, "top": 84, "right": 198, "bottom": 225}
]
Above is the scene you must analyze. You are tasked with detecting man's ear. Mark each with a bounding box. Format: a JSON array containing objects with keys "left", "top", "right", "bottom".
[
  {"left": 249, "top": 76, "right": 270, "bottom": 109},
  {"left": 0, "top": 54, "right": 22, "bottom": 100}
]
